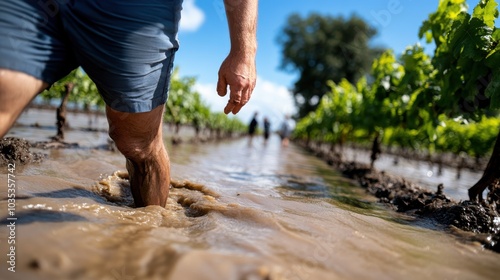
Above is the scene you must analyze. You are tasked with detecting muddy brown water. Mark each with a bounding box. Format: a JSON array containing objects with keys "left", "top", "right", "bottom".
[{"left": 0, "top": 109, "right": 499, "bottom": 280}]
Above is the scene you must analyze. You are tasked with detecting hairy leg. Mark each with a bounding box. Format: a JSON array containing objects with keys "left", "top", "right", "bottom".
[
  {"left": 106, "top": 105, "right": 170, "bottom": 207},
  {"left": 0, "top": 69, "right": 48, "bottom": 137}
]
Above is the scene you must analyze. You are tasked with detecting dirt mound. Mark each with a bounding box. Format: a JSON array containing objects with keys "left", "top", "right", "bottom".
[
  {"left": 0, "top": 137, "right": 45, "bottom": 166},
  {"left": 300, "top": 144, "right": 500, "bottom": 252},
  {"left": 341, "top": 161, "right": 500, "bottom": 253}
]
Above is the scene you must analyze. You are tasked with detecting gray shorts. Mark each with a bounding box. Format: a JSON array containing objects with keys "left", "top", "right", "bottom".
[{"left": 0, "top": 0, "right": 182, "bottom": 113}]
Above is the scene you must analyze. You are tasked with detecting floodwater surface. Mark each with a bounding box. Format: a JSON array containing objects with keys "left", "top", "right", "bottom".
[{"left": 0, "top": 110, "right": 499, "bottom": 280}]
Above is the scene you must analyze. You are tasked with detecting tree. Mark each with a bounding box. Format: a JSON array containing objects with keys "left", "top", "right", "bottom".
[{"left": 277, "top": 13, "right": 383, "bottom": 118}]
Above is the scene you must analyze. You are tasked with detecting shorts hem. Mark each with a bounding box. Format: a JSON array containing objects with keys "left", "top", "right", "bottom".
[
  {"left": 105, "top": 97, "right": 168, "bottom": 113},
  {"left": 0, "top": 61, "right": 50, "bottom": 84}
]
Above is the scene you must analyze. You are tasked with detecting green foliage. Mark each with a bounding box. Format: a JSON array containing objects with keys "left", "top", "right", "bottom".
[
  {"left": 293, "top": 0, "right": 500, "bottom": 161},
  {"left": 435, "top": 116, "right": 500, "bottom": 157},
  {"left": 419, "top": 0, "right": 500, "bottom": 118},
  {"left": 473, "top": 0, "right": 499, "bottom": 27},
  {"left": 278, "top": 13, "right": 383, "bottom": 118},
  {"left": 303, "top": 79, "right": 363, "bottom": 145},
  {"left": 40, "top": 68, "right": 104, "bottom": 110},
  {"left": 164, "top": 68, "right": 246, "bottom": 135},
  {"left": 365, "top": 50, "right": 405, "bottom": 131},
  {"left": 164, "top": 68, "right": 202, "bottom": 127}
]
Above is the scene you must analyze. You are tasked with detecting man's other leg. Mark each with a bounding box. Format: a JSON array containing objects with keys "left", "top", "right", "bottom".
[
  {"left": 0, "top": 69, "right": 48, "bottom": 137},
  {"left": 106, "top": 105, "right": 170, "bottom": 207}
]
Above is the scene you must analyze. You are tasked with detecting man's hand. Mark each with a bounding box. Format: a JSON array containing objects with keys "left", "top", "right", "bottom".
[
  {"left": 217, "top": 51, "right": 256, "bottom": 114},
  {"left": 217, "top": 0, "right": 258, "bottom": 115}
]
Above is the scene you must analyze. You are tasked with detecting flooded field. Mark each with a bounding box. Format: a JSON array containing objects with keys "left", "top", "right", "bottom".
[{"left": 0, "top": 109, "right": 499, "bottom": 280}]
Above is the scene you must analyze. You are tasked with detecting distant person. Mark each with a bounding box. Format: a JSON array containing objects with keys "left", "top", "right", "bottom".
[
  {"left": 263, "top": 117, "right": 271, "bottom": 141},
  {"left": 248, "top": 112, "right": 258, "bottom": 138},
  {"left": 280, "top": 115, "right": 292, "bottom": 147}
]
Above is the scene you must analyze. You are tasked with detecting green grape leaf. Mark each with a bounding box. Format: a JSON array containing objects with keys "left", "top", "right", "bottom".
[
  {"left": 485, "top": 49, "right": 500, "bottom": 67},
  {"left": 492, "top": 28, "right": 500, "bottom": 41},
  {"left": 449, "top": 16, "right": 493, "bottom": 61},
  {"left": 485, "top": 29, "right": 500, "bottom": 64},
  {"left": 418, "top": 20, "right": 432, "bottom": 40},
  {"left": 485, "top": 68, "right": 500, "bottom": 107},
  {"left": 472, "top": 0, "right": 499, "bottom": 27}
]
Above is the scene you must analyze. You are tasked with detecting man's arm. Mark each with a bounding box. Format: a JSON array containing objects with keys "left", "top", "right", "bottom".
[{"left": 216, "top": 0, "right": 258, "bottom": 115}]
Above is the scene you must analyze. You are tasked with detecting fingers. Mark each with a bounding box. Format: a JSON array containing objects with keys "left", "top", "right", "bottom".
[
  {"left": 224, "top": 99, "right": 239, "bottom": 114},
  {"left": 218, "top": 70, "right": 249, "bottom": 114},
  {"left": 224, "top": 91, "right": 242, "bottom": 115},
  {"left": 224, "top": 81, "right": 254, "bottom": 114},
  {"left": 217, "top": 75, "right": 227, "bottom": 97},
  {"left": 218, "top": 73, "right": 241, "bottom": 114}
]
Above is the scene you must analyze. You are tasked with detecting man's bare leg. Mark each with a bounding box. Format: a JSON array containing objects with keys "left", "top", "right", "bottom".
[
  {"left": 0, "top": 69, "right": 48, "bottom": 137},
  {"left": 106, "top": 105, "right": 170, "bottom": 207}
]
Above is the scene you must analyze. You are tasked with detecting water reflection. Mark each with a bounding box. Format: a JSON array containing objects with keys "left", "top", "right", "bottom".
[{"left": 199, "top": 136, "right": 378, "bottom": 213}]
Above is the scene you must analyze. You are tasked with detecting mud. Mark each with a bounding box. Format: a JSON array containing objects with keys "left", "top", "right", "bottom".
[
  {"left": 31, "top": 140, "right": 79, "bottom": 149},
  {"left": 301, "top": 143, "right": 500, "bottom": 253},
  {"left": 0, "top": 137, "right": 45, "bottom": 166}
]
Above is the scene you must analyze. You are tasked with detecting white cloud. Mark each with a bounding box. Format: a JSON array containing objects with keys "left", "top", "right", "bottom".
[
  {"left": 179, "top": 0, "right": 205, "bottom": 32},
  {"left": 194, "top": 76, "right": 296, "bottom": 130}
]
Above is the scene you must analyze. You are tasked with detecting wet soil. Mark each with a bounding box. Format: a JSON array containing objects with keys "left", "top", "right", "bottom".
[
  {"left": 301, "top": 143, "right": 500, "bottom": 253},
  {"left": 0, "top": 136, "right": 100, "bottom": 166},
  {"left": 31, "top": 140, "right": 79, "bottom": 150},
  {"left": 0, "top": 137, "right": 45, "bottom": 166}
]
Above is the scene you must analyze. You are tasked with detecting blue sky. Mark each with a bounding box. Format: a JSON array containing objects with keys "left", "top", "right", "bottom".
[{"left": 174, "top": 0, "right": 482, "bottom": 128}]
